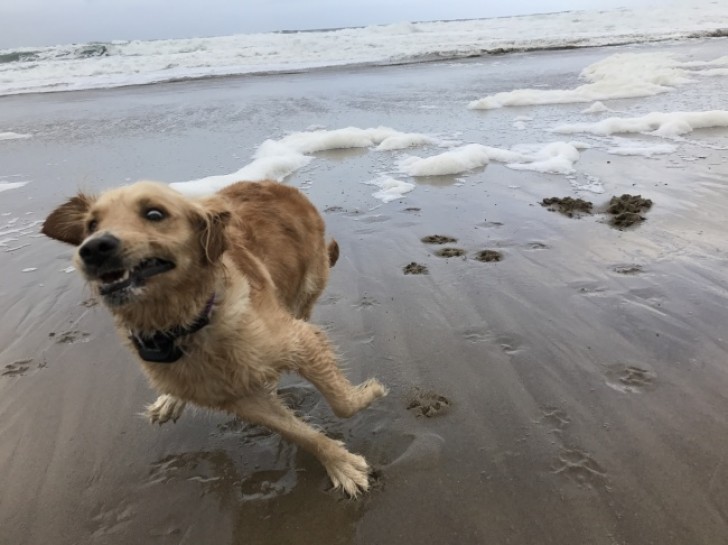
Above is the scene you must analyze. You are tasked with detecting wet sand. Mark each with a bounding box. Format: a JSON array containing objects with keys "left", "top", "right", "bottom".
[{"left": 2, "top": 39, "right": 728, "bottom": 544}]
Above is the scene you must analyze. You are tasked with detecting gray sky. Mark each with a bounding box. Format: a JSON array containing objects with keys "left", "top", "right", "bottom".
[{"left": 0, "top": 0, "right": 661, "bottom": 49}]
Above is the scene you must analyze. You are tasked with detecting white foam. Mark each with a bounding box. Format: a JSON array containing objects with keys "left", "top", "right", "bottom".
[
  {"left": 606, "top": 142, "right": 678, "bottom": 157},
  {"left": 376, "top": 133, "right": 441, "bottom": 150},
  {"left": 368, "top": 176, "right": 416, "bottom": 203},
  {"left": 257, "top": 127, "right": 400, "bottom": 156},
  {"left": 399, "top": 144, "right": 517, "bottom": 176},
  {"left": 0, "top": 181, "right": 28, "bottom": 193},
  {"left": 553, "top": 110, "right": 728, "bottom": 138},
  {"left": 700, "top": 68, "right": 728, "bottom": 77},
  {"left": 469, "top": 52, "right": 727, "bottom": 110},
  {"left": 582, "top": 102, "right": 611, "bottom": 114},
  {"left": 399, "top": 141, "right": 582, "bottom": 177},
  {"left": 172, "top": 127, "right": 445, "bottom": 196},
  {"left": 171, "top": 155, "right": 312, "bottom": 197},
  {"left": 0, "top": 132, "right": 31, "bottom": 141},
  {"left": 506, "top": 142, "right": 581, "bottom": 175}
]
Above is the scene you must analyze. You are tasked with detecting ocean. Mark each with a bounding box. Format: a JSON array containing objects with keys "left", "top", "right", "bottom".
[{"left": 1, "top": 2, "right": 727, "bottom": 96}]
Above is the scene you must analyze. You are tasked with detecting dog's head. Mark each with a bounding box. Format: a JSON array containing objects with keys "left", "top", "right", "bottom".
[{"left": 42, "top": 181, "right": 230, "bottom": 307}]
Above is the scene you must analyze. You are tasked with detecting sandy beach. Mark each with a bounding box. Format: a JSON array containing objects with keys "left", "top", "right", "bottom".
[{"left": 1, "top": 37, "right": 728, "bottom": 545}]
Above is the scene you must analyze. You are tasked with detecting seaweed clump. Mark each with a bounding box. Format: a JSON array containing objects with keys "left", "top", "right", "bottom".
[
  {"left": 541, "top": 197, "right": 593, "bottom": 218},
  {"left": 608, "top": 194, "right": 653, "bottom": 228}
]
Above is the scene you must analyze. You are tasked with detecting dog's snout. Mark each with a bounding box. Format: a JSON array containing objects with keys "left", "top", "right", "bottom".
[{"left": 79, "top": 233, "right": 121, "bottom": 266}]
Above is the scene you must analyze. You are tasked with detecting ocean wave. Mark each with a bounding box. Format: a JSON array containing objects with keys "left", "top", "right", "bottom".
[
  {"left": 0, "top": 43, "right": 109, "bottom": 65},
  {"left": 0, "top": 4, "right": 726, "bottom": 96}
]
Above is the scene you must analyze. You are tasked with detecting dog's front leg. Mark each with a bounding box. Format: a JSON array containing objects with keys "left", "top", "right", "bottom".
[
  {"left": 226, "top": 393, "right": 371, "bottom": 497},
  {"left": 145, "top": 394, "right": 187, "bottom": 424}
]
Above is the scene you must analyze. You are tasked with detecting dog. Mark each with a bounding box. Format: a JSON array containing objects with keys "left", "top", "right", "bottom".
[{"left": 42, "top": 180, "right": 387, "bottom": 496}]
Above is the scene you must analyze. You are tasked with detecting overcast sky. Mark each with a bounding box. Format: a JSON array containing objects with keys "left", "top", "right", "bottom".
[{"left": 0, "top": 0, "right": 665, "bottom": 49}]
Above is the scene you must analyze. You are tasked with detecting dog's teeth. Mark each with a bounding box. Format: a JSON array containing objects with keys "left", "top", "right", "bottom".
[
  {"left": 111, "top": 273, "right": 128, "bottom": 285},
  {"left": 101, "top": 269, "right": 131, "bottom": 286}
]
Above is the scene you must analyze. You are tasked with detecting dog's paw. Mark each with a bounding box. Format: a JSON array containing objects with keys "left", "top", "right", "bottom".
[
  {"left": 361, "top": 378, "right": 389, "bottom": 400},
  {"left": 333, "top": 379, "right": 389, "bottom": 419},
  {"left": 324, "top": 450, "right": 371, "bottom": 498},
  {"left": 145, "top": 394, "right": 186, "bottom": 425}
]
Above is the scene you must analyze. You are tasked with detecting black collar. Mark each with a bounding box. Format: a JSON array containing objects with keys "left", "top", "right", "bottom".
[{"left": 130, "top": 293, "right": 215, "bottom": 364}]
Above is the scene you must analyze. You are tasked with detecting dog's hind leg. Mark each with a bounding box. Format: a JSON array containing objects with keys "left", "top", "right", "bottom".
[
  {"left": 226, "top": 393, "right": 371, "bottom": 497},
  {"left": 294, "top": 240, "right": 337, "bottom": 321},
  {"left": 294, "top": 267, "right": 328, "bottom": 321},
  {"left": 296, "top": 327, "right": 388, "bottom": 419}
]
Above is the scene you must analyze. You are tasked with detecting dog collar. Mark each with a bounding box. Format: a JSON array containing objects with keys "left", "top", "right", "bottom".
[{"left": 129, "top": 293, "right": 215, "bottom": 364}]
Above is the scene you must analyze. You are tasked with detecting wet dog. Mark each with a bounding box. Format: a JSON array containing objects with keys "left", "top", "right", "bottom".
[{"left": 42, "top": 180, "right": 387, "bottom": 496}]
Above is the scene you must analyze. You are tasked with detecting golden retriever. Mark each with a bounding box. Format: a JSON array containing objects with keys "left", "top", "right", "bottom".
[{"left": 42, "top": 180, "right": 387, "bottom": 496}]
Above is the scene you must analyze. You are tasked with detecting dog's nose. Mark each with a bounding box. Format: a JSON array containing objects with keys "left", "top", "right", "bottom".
[{"left": 79, "top": 234, "right": 121, "bottom": 267}]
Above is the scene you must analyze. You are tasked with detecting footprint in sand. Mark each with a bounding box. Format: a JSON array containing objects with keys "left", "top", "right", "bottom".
[
  {"left": 552, "top": 447, "right": 607, "bottom": 485},
  {"left": 612, "top": 264, "right": 644, "bottom": 275},
  {"left": 435, "top": 247, "right": 466, "bottom": 258},
  {"left": 476, "top": 221, "right": 504, "bottom": 229},
  {"left": 406, "top": 387, "right": 451, "bottom": 418},
  {"left": 149, "top": 443, "right": 298, "bottom": 502},
  {"left": 570, "top": 280, "right": 609, "bottom": 296},
  {"left": 526, "top": 242, "right": 549, "bottom": 250},
  {"left": 55, "top": 330, "right": 91, "bottom": 344},
  {"left": 317, "top": 294, "right": 341, "bottom": 306},
  {"left": 421, "top": 235, "right": 458, "bottom": 244},
  {"left": 474, "top": 250, "right": 503, "bottom": 262},
  {"left": 461, "top": 328, "right": 491, "bottom": 343},
  {"left": 539, "top": 407, "right": 571, "bottom": 433},
  {"left": 497, "top": 334, "right": 524, "bottom": 355},
  {"left": 403, "top": 262, "right": 428, "bottom": 275},
  {"left": 352, "top": 295, "right": 379, "bottom": 308},
  {"left": 604, "top": 363, "right": 656, "bottom": 393},
  {"left": 239, "top": 465, "right": 299, "bottom": 501},
  {"left": 2, "top": 358, "right": 33, "bottom": 377}
]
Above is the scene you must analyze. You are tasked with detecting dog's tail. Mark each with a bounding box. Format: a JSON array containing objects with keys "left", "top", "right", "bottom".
[{"left": 327, "top": 239, "right": 340, "bottom": 267}]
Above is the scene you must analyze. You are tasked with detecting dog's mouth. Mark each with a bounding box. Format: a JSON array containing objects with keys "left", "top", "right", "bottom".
[{"left": 98, "top": 258, "right": 175, "bottom": 296}]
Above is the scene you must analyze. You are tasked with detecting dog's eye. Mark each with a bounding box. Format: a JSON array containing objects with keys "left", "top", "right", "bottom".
[
  {"left": 87, "top": 219, "right": 98, "bottom": 233},
  {"left": 144, "top": 208, "right": 166, "bottom": 222}
]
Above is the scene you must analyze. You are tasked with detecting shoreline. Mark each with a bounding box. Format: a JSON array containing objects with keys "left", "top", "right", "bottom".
[{"left": 1, "top": 34, "right": 726, "bottom": 100}]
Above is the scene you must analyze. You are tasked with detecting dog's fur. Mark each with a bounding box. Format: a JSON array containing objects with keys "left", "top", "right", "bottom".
[{"left": 42, "top": 180, "right": 386, "bottom": 496}]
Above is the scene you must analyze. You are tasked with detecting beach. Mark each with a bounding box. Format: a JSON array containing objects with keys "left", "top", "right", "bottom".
[{"left": 1, "top": 36, "right": 728, "bottom": 545}]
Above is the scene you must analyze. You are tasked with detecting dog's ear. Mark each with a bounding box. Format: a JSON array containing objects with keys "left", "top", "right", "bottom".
[
  {"left": 194, "top": 200, "right": 231, "bottom": 264},
  {"left": 42, "top": 193, "right": 96, "bottom": 246}
]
